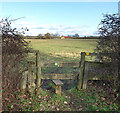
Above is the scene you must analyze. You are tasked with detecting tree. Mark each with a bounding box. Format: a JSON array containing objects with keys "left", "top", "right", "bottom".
[
  {"left": 95, "top": 14, "right": 120, "bottom": 64},
  {"left": 37, "top": 33, "right": 43, "bottom": 39},
  {"left": 44, "top": 32, "right": 51, "bottom": 39},
  {"left": 51, "top": 33, "right": 60, "bottom": 39},
  {"left": 95, "top": 14, "right": 120, "bottom": 95},
  {"left": 67, "top": 35, "right": 72, "bottom": 39},
  {"left": 73, "top": 33, "right": 79, "bottom": 38},
  {"left": 1, "top": 18, "right": 31, "bottom": 92}
]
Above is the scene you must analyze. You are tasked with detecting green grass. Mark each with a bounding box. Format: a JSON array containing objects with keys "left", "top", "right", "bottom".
[
  {"left": 26, "top": 39, "right": 98, "bottom": 62},
  {"left": 6, "top": 85, "right": 119, "bottom": 111},
  {"left": 68, "top": 87, "right": 119, "bottom": 111}
]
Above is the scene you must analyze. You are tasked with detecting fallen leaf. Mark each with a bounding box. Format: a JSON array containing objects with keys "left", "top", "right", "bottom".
[
  {"left": 92, "top": 105, "right": 96, "bottom": 107},
  {"left": 56, "top": 108, "right": 59, "bottom": 111},
  {"left": 48, "top": 104, "right": 51, "bottom": 106},
  {"left": 29, "top": 101, "right": 32, "bottom": 104},
  {"left": 79, "top": 108, "right": 82, "bottom": 110},
  {"left": 101, "top": 97, "right": 105, "bottom": 100},
  {"left": 64, "top": 101, "right": 68, "bottom": 104},
  {"left": 52, "top": 106, "right": 55, "bottom": 109},
  {"left": 11, "top": 105, "right": 14, "bottom": 109},
  {"left": 72, "top": 102, "right": 74, "bottom": 104},
  {"left": 79, "top": 105, "right": 82, "bottom": 108},
  {"left": 4, "top": 98, "right": 9, "bottom": 101},
  {"left": 38, "top": 95, "right": 41, "bottom": 98}
]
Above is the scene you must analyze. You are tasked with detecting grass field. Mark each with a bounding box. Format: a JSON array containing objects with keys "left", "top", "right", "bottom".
[
  {"left": 3, "top": 39, "right": 119, "bottom": 112},
  {"left": 26, "top": 39, "right": 98, "bottom": 62}
]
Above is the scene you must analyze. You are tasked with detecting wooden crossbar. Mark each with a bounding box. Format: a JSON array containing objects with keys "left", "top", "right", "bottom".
[
  {"left": 41, "top": 74, "right": 78, "bottom": 79},
  {"left": 42, "top": 62, "right": 79, "bottom": 67}
]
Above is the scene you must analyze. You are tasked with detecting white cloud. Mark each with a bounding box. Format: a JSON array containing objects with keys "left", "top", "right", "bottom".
[{"left": 10, "top": 20, "right": 98, "bottom": 36}]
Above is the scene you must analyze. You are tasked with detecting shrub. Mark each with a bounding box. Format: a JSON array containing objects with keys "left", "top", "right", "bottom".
[{"left": 1, "top": 18, "right": 31, "bottom": 92}]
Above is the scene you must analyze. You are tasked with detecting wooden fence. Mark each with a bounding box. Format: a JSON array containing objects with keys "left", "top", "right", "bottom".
[{"left": 20, "top": 51, "right": 103, "bottom": 94}]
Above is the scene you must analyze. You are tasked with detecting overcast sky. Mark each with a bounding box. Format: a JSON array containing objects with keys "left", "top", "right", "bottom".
[{"left": 1, "top": 1, "right": 119, "bottom": 36}]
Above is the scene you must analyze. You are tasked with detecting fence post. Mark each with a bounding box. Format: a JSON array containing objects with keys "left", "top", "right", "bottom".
[
  {"left": 77, "top": 52, "right": 85, "bottom": 90},
  {"left": 20, "top": 70, "right": 28, "bottom": 92},
  {"left": 36, "top": 51, "right": 41, "bottom": 95},
  {"left": 82, "top": 61, "right": 88, "bottom": 89},
  {"left": 28, "top": 61, "right": 35, "bottom": 93}
]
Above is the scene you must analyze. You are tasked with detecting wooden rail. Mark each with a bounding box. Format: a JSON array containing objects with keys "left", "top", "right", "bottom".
[
  {"left": 41, "top": 73, "right": 78, "bottom": 79},
  {"left": 42, "top": 62, "right": 79, "bottom": 67}
]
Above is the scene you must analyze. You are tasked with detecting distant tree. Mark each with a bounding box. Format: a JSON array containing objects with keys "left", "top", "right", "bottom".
[
  {"left": 37, "top": 33, "right": 43, "bottom": 39},
  {"left": 73, "top": 33, "right": 79, "bottom": 38},
  {"left": 50, "top": 33, "right": 60, "bottom": 39},
  {"left": 54, "top": 33, "right": 60, "bottom": 38},
  {"left": 44, "top": 33, "right": 51, "bottom": 39},
  {"left": 67, "top": 35, "right": 72, "bottom": 39}
]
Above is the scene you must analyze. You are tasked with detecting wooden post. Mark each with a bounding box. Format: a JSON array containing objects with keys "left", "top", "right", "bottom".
[
  {"left": 56, "top": 85, "right": 62, "bottom": 95},
  {"left": 28, "top": 61, "right": 35, "bottom": 93},
  {"left": 36, "top": 51, "right": 41, "bottom": 94},
  {"left": 52, "top": 80, "right": 63, "bottom": 95},
  {"left": 82, "top": 61, "right": 88, "bottom": 89},
  {"left": 20, "top": 70, "right": 28, "bottom": 92},
  {"left": 77, "top": 52, "right": 85, "bottom": 90}
]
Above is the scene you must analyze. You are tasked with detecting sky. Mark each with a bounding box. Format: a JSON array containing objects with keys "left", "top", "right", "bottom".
[{"left": 0, "top": 1, "right": 119, "bottom": 36}]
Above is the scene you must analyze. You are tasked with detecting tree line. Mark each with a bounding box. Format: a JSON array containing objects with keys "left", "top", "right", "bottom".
[{"left": 23, "top": 33, "right": 100, "bottom": 39}]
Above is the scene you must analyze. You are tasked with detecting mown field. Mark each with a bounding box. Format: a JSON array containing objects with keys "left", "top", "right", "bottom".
[{"left": 26, "top": 39, "right": 98, "bottom": 62}]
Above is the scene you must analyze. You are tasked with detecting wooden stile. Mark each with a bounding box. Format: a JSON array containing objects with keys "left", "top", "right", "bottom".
[{"left": 21, "top": 50, "right": 104, "bottom": 94}]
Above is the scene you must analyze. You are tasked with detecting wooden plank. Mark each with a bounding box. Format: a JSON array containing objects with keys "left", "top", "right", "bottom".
[
  {"left": 88, "top": 53, "right": 98, "bottom": 56},
  {"left": 41, "top": 74, "right": 78, "bottom": 79},
  {"left": 42, "top": 62, "right": 79, "bottom": 67},
  {"left": 52, "top": 80, "right": 63, "bottom": 85},
  {"left": 87, "top": 52, "right": 115, "bottom": 56},
  {"left": 41, "top": 73, "right": 102, "bottom": 80},
  {"left": 28, "top": 49, "right": 39, "bottom": 53}
]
